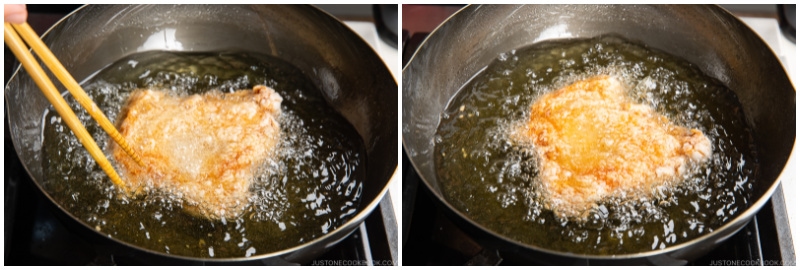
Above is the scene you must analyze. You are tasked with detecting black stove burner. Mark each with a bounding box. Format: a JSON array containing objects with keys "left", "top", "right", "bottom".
[{"left": 400, "top": 29, "right": 795, "bottom": 265}]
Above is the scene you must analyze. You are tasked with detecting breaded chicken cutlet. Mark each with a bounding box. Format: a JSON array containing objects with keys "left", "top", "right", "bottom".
[
  {"left": 112, "top": 85, "right": 282, "bottom": 219},
  {"left": 518, "top": 76, "right": 711, "bottom": 218}
]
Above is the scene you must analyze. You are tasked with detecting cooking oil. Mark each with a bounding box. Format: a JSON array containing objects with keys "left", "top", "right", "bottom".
[
  {"left": 434, "top": 35, "right": 757, "bottom": 255},
  {"left": 41, "top": 51, "right": 365, "bottom": 258}
]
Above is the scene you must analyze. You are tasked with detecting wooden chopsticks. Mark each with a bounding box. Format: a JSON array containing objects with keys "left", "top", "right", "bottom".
[{"left": 4, "top": 22, "right": 141, "bottom": 191}]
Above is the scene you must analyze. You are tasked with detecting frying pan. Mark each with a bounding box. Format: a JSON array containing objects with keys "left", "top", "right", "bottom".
[
  {"left": 5, "top": 4, "right": 397, "bottom": 264},
  {"left": 402, "top": 5, "right": 795, "bottom": 265}
]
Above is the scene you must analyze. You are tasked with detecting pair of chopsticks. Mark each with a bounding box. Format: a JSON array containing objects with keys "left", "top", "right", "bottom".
[{"left": 4, "top": 22, "right": 143, "bottom": 191}]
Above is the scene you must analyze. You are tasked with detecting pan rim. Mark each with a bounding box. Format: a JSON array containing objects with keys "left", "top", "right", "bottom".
[
  {"left": 401, "top": 3, "right": 796, "bottom": 261},
  {"left": 5, "top": 3, "right": 398, "bottom": 263}
]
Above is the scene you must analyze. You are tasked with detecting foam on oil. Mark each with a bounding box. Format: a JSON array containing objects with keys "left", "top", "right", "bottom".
[
  {"left": 41, "top": 51, "right": 365, "bottom": 258},
  {"left": 434, "top": 36, "right": 757, "bottom": 254}
]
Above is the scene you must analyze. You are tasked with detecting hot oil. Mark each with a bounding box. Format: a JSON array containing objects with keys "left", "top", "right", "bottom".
[
  {"left": 41, "top": 51, "right": 365, "bottom": 258},
  {"left": 434, "top": 36, "right": 757, "bottom": 254}
]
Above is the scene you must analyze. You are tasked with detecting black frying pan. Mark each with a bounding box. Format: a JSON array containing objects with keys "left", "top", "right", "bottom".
[
  {"left": 6, "top": 4, "right": 397, "bottom": 264},
  {"left": 402, "top": 4, "right": 795, "bottom": 265}
]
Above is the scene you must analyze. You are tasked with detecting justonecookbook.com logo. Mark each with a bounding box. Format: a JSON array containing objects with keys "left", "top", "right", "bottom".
[{"left": 709, "top": 259, "right": 792, "bottom": 266}]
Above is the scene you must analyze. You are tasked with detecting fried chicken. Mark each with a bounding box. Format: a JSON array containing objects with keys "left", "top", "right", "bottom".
[
  {"left": 112, "top": 85, "right": 282, "bottom": 219},
  {"left": 519, "top": 76, "right": 711, "bottom": 218}
]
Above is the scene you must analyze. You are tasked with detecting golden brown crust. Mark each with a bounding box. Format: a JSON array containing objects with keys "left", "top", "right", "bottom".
[
  {"left": 518, "top": 76, "right": 711, "bottom": 218},
  {"left": 112, "top": 85, "right": 283, "bottom": 219}
]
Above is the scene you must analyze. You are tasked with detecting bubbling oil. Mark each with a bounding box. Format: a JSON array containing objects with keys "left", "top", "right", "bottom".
[
  {"left": 434, "top": 36, "right": 757, "bottom": 254},
  {"left": 41, "top": 51, "right": 365, "bottom": 258}
]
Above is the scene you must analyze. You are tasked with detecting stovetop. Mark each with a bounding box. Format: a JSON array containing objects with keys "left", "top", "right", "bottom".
[
  {"left": 4, "top": 4, "right": 398, "bottom": 266},
  {"left": 401, "top": 4, "right": 796, "bottom": 266}
]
